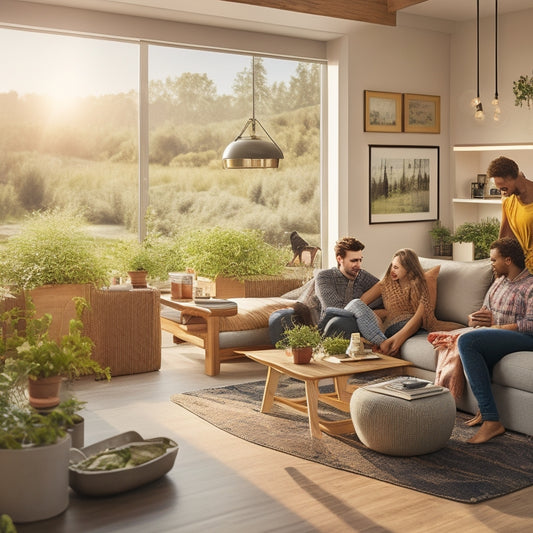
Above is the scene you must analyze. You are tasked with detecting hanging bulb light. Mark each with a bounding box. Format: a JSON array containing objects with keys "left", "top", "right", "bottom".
[
  {"left": 222, "top": 57, "right": 284, "bottom": 169},
  {"left": 472, "top": 0, "right": 485, "bottom": 121},
  {"left": 492, "top": 0, "right": 501, "bottom": 121}
]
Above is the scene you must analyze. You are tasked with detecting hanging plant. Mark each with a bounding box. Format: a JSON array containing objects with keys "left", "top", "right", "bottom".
[{"left": 512, "top": 71, "right": 533, "bottom": 109}]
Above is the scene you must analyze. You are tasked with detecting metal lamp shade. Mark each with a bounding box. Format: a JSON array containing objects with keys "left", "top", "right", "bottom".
[{"left": 222, "top": 135, "right": 284, "bottom": 169}]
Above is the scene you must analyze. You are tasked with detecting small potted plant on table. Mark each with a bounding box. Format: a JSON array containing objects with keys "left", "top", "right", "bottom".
[{"left": 275, "top": 324, "right": 322, "bottom": 364}]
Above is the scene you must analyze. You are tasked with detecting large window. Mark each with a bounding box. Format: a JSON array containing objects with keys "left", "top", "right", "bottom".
[{"left": 0, "top": 28, "right": 321, "bottom": 248}]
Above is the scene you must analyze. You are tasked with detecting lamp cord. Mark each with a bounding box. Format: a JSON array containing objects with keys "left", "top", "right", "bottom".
[
  {"left": 494, "top": 0, "right": 498, "bottom": 99},
  {"left": 476, "top": 0, "right": 480, "bottom": 99}
]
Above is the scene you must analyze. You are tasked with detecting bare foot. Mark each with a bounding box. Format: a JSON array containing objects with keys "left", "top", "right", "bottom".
[
  {"left": 465, "top": 411, "right": 482, "bottom": 427},
  {"left": 467, "top": 421, "right": 505, "bottom": 444}
]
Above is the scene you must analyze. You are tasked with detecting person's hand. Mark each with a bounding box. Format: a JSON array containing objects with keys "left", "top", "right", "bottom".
[
  {"left": 379, "top": 337, "right": 401, "bottom": 357},
  {"left": 468, "top": 307, "right": 493, "bottom": 328}
]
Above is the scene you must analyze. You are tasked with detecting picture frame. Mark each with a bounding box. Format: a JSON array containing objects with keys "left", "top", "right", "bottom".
[
  {"left": 369, "top": 145, "right": 439, "bottom": 224},
  {"left": 364, "top": 90, "right": 402, "bottom": 132},
  {"left": 403, "top": 93, "right": 440, "bottom": 133}
]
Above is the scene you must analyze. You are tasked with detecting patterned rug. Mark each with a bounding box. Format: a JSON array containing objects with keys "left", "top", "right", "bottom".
[{"left": 171, "top": 378, "right": 533, "bottom": 503}]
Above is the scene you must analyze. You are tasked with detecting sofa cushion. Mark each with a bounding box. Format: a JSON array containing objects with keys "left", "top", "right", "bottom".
[
  {"left": 492, "top": 351, "right": 533, "bottom": 394},
  {"left": 425, "top": 265, "right": 440, "bottom": 310},
  {"left": 400, "top": 333, "right": 437, "bottom": 372},
  {"left": 419, "top": 257, "right": 493, "bottom": 325}
]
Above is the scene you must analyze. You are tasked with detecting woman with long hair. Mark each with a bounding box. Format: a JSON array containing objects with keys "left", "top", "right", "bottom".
[{"left": 346, "top": 248, "right": 437, "bottom": 356}]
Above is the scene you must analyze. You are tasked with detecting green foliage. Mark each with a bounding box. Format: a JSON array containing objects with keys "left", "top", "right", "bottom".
[
  {"left": 275, "top": 324, "right": 322, "bottom": 349},
  {"left": 0, "top": 513, "right": 17, "bottom": 533},
  {"left": 513, "top": 72, "right": 533, "bottom": 109},
  {"left": 0, "top": 210, "right": 110, "bottom": 289},
  {"left": 429, "top": 221, "right": 453, "bottom": 245},
  {"left": 320, "top": 335, "right": 350, "bottom": 355},
  {"left": 2, "top": 297, "right": 111, "bottom": 381},
  {"left": 452, "top": 217, "right": 500, "bottom": 260},
  {"left": 180, "top": 226, "right": 290, "bottom": 280}
]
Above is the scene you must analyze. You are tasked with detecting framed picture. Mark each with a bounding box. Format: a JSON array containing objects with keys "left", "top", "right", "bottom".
[
  {"left": 364, "top": 90, "right": 402, "bottom": 132},
  {"left": 369, "top": 145, "right": 439, "bottom": 224},
  {"left": 403, "top": 93, "right": 440, "bottom": 133}
]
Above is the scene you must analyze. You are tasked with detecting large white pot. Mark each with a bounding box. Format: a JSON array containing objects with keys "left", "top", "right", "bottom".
[{"left": 0, "top": 434, "right": 71, "bottom": 523}]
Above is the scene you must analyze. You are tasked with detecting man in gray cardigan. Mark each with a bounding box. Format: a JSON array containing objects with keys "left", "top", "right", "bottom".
[{"left": 269, "top": 237, "right": 381, "bottom": 343}]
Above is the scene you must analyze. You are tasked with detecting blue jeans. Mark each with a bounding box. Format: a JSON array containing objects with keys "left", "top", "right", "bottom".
[
  {"left": 458, "top": 329, "right": 533, "bottom": 421},
  {"left": 269, "top": 307, "right": 360, "bottom": 345}
]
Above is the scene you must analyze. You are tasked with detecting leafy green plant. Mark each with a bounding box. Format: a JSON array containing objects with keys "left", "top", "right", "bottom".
[
  {"left": 0, "top": 370, "right": 86, "bottom": 450},
  {"left": 513, "top": 71, "right": 533, "bottom": 109},
  {"left": 429, "top": 221, "right": 453, "bottom": 256},
  {"left": 320, "top": 335, "right": 350, "bottom": 356},
  {"left": 0, "top": 210, "right": 109, "bottom": 290},
  {"left": 2, "top": 297, "right": 110, "bottom": 381},
  {"left": 122, "top": 235, "right": 184, "bottom": 281},
  {"left": 275, "top": 324, "right": 322, "bottom": 349},
  {"left": 452, "top": 217, "right": 500, "bottom": 260},
  {"left": 180, "top": 226, "right": 291, "bottom": 280}
]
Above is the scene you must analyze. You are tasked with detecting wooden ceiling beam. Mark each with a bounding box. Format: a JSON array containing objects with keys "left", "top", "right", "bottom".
[
  {"left": 220, "top": 0, "right": 398, "bottom": 26},
  {"left": 387, "top": 0, "right": 428, "bottom": 14}
]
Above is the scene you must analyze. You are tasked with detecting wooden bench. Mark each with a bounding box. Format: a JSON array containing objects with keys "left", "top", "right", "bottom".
[{"left": 160, "top": 296, "right": 296, "bottom": 376}]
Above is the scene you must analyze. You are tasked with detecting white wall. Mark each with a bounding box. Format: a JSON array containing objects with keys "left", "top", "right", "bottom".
[{"left": 325, "top": 23, "right": 451, "bottom": 275}]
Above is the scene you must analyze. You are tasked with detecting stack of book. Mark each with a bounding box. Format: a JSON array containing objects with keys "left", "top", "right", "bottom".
[{"left": 364, "top": 377, "right": 446, "bottom": 400}]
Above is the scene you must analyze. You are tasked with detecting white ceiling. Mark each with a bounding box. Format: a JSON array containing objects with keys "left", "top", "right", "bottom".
[{"left": 19, "top": 0, "right": 533, "bottom": 41}]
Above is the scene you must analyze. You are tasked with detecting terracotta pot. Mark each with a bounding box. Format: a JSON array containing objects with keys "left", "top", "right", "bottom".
[
  {"left": 128, "top": 270, "right": 148, "bottom": 289},
  {"left": 291, "top": 347, "right": 313, "bottom": 364},
  {"left": 28, "top": 375, "right": 63, "bottom": 409}
]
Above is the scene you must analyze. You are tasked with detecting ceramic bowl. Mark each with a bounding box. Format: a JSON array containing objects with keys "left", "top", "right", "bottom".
[{"left": 69, "top": 430, "right": 178, "bottom": 496}]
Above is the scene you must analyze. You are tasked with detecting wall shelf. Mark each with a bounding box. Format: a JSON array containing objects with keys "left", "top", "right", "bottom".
[{"left": 452, "top": 198, "right": 502, "bottom": 205}]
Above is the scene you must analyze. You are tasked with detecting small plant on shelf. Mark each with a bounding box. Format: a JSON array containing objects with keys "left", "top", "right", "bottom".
[
  {"left": 452, "top": 217, "right": 500, "bottom": 260},
  {"left": 429, "top": 221, "right": 453, "bottom": 257}
]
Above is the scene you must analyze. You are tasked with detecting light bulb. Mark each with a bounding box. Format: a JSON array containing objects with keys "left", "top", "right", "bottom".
[
  {"left": 474, "top": 101, "right": 485, "bottom": 121},
  {"left": 492, "top": 98, "right": 501, "bottom": 121},
  {"left": 471, "top": 96, "right": 481, "bottom": 107}
]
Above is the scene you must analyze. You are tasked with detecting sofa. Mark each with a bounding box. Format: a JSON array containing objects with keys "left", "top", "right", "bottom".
[{"left": 402, "top": 257, "right": 533, "bottom": 437}]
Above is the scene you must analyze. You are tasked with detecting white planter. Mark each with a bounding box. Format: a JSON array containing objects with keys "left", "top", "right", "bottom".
[
  {"left": 0, "top": 434, "right": 71, "bottom": 523},
  {"left": 453, "top": 242, "right": 474, "bottom": 262}
]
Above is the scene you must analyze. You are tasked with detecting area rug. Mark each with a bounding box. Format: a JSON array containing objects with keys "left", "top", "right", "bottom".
[{"left": 171, "top": 378, "right": 533, "bottom": 503}]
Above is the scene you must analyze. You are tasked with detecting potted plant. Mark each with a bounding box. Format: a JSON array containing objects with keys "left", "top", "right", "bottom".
[
  {"left": 2, "top": 297, "right": 110, "bottom": 409},
  {"left": 179, "top": 227, "right": 296, "bottom": 298},
  {"left": 452, "top": 217, "right": 500, "bottom": 260},
  {"left": 275, "top": 324, "right": 322, "bottom": 364},
  {"left": 320, "top": 335, "right": 350, "bottom": 356},
  {"left": 0, "top": 368, "right": 85, "bottom": 523},
  {"left": 0, "top": 210, "right": 111, "bottom": 340},
  {"left": 513, "top": 71, "right": 533, "bottom": 109},
  {"left": 120, "top": 234, "right": 185, "bottom": 289},
  {"left": 429, "top": 221, "right": 453, "bottom": 257}
]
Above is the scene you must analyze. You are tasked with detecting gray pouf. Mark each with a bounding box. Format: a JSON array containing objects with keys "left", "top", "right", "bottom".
[{"left": 350, "top": 386, "right": 456, "bottom": 456}]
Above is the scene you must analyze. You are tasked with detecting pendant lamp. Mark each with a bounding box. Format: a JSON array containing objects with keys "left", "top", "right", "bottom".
[
  {"left": 222, "top": 57, "right": 284, "bottom": 169},
  {"left": 492, "top": 0, "right": 501, "bottom": 121},
  {"left": 472, "top": 0, "right": 485, "bottom": 121}
]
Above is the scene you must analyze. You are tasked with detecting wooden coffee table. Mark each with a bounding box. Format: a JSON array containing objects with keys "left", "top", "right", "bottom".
[{"left": 236, "top": 349, "right": 412, "bottom": 439}]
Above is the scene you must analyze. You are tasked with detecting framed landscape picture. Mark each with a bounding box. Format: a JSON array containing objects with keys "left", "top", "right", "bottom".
[
  {"left": 403, "top": 93, "right": 440, "bottom": 133},
  {"left": 369, "top": 145, "right": 439, "bottom": 224},
  {"left": 364, "top": 90, "right": 402, "bottom": 132}
]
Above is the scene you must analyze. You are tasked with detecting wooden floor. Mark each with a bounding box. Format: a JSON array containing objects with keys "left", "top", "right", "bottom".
[{"left": 16, "top": 332, "right": 533, "bottom": 533}]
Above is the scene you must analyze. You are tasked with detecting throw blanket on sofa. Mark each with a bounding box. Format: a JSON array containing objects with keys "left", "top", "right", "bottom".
[{"left": 427, "top": 327, "right": 474, "bottom": 399}]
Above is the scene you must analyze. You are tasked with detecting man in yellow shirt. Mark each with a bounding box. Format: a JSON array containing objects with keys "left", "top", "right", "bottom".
[{"left": 487, "top": 156, "right": 533, "bottom": 273}]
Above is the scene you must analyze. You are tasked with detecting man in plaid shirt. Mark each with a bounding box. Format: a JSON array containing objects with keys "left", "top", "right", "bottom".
[{"left": 459, "top": 238, "right": 533, "bottom": 444}]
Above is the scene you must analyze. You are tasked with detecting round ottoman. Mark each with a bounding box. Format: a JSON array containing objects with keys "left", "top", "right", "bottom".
[{"left": 350, "top": 387, "right": 456, "bottom": 456}]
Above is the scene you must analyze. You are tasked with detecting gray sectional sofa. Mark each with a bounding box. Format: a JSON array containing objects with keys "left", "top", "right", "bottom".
[{"left": 404, "top": 257, "right": 533, "bottom": 437}]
